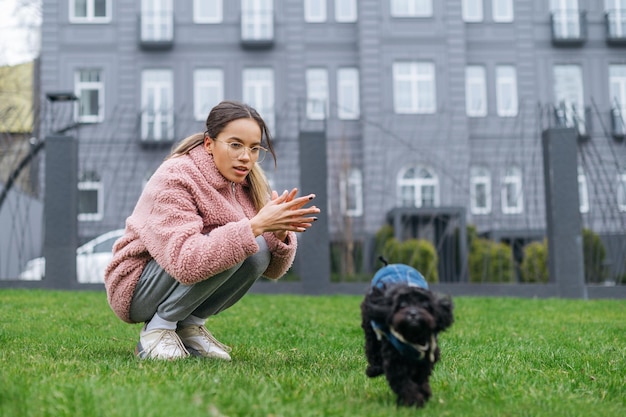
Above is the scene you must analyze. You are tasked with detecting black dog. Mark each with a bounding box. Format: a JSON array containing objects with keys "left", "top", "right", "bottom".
[{"left": 360, "top": 261, "right": 454, "bottom": 407}]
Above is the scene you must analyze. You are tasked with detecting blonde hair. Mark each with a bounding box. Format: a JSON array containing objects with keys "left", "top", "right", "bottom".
[{"left": 167, "top": 101, "right": 276, "bottom": 212}]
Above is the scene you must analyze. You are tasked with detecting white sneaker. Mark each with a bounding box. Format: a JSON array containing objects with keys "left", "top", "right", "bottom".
[
  {"left": 176, "top": 325, "right": 232, "bottom": 361},
  {"left": 136, "top": 325, "right": 190, "bottom": 360}
]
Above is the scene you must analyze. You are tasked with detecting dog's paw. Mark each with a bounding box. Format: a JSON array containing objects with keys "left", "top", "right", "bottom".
[
  {"left": 396, "top": 393, "right": 426, "bottom": 408},
  {"left": 365, "top": 365, "right": 384, "bottom": 378}
]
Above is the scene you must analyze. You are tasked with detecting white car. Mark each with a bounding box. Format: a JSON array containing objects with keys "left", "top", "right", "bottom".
[{"left": 19, "top": 229, "right": 125, "bottom": 283}]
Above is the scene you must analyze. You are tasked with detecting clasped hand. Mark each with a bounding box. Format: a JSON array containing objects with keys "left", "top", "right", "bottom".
[{"left": 250, "top": 188, "right": 320, "bottom": 240}]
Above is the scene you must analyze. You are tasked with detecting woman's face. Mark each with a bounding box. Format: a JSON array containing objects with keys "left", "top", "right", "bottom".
[{"left": 204, "top": 117, "right": 263, "bottom": 183}]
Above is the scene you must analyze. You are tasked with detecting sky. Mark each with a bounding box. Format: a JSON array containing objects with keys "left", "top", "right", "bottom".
[{"left": 0, "top": 0, "right": 41, "bottom": 66}]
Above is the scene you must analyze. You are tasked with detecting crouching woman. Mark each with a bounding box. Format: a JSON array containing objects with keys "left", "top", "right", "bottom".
[{"left": 104, "top": 100, "right": 320, "bottom": 360}]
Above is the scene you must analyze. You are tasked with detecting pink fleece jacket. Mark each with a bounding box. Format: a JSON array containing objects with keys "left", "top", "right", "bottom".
[{"left": 104, "top": 145, "right": 297, "bottom": 323}]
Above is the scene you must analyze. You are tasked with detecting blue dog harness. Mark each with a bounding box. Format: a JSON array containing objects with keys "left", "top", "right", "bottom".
[{"left": 370, "top": 264, "right": 436, "bottom": 362}]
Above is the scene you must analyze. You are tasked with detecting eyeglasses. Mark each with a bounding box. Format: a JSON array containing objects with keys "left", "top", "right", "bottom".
[{"left": 214, "top": 139, "right": 267, "bottom": 163}]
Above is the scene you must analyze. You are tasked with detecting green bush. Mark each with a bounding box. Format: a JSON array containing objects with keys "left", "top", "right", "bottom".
[
  {"left": 407, "top": 239, "right": 439, "bottom": 283},
  {"left": 582, "top": 228, "right": 608, "bottom": 283},
  {"left": 377, "top": 236, "right": 439, "bottom": 283},
  {"left": 469, "top": 237, "right": 515, "bottom": 283},
  {"left": 520, "top": 239, "right": 549, "bottom": 283},
  {"left": 374, "top": 224, "right": 394, "bottom": 260}
]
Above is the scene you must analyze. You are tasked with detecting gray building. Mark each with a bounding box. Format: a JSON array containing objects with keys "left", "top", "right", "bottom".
[{"left": 38, "top": 0, "right": 626, "bottom": 281}]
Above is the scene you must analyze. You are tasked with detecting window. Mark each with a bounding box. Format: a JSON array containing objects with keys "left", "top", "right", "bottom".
[
  {"left": 141, "top": 70, "right": 174, "bottom": 142},
  {"left": 194, "top": 69, "right": 224, "bottom": 121},
  {"left": 78, "top": 171, "right": 103, "bottom": 221},
  {"left": 501, "top": 166, "right": 523, "bottom": 214},
  {"left": 335, "top": 0, "right": 357, "bottom": 22},
  {"left": 305, "top": 0, "right": 326, "bottom": 22},
  {"left": 496, "top": 65, "right": 518, "bottom": 117},
  {"left": 551, "top": 0, "right": 580, "bottom": 38},
  {"left": 578, "top": 166, "right": 589, "bottom": 213},
  {"left": 337, "top": 68, "right": 360, "bottom": 120},
  {"left": 70, "top": 0, "right": 111, "bottom": 23},
  {"left": 74, "top": 69, "right": 104, "bottom": 123},
  {"left": 306, "top": 68, "right": 329, "bottom": 120},
  {"left": 610, "top": 65, "right": 626, "bottom": 116},
  {"left": 340, "top": 168, "right": 363, "bottom": 217},
  {"left": 618, "top": 170, "right": 626, "bottom": 212},
  {"left": 553, "top": 65, "right": 585, "bottom": 133},
  {"left": 398, "top": 167, "right": 439, "bottom": 208},
  {"left": 241, "top": 0, "right": 273, "bottom": 41},
  {"left": 466, "top": 66, "right": 487, "bottom": 117},
  {"left": 390, "top": 0, "right": 433, "bottom": 17},
  {"left": 462, "top": 0, "right": 483, "bottom": 22},
  {"left": 393, "top": 62, "right": 436, "bottom": 114},
  {"left": 243, "top": 68, "right": 275, "bottom": 134},
  {"left": 470, "top": 166, "right": 492, "bottom": 215},
  {"left": 141, "top": 0, "right": 173, "bottom": 42},
  {"left": 492, "top": 0, "right": 513, "bottom": 22},
  {"left": 194, "top": 0, "right": 222, "bottom": 23},
  {"left": 606, "top": 0, "right": 626, "bottom": 37}
]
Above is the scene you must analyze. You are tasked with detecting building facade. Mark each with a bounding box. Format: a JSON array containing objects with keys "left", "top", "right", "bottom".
[{"left": 39, "top": 0, "right": 626, "bottom": 279}]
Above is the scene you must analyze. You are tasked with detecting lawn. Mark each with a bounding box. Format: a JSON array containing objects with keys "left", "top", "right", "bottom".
[{"left": 0, "top": 289, "right": 624, "bottom": 417}]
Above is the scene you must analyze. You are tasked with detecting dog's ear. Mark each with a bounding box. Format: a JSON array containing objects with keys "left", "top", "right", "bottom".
[
  {"left": 364, "top": 285, "right": 392, "bottom": 321},
  {"left": 434, "top": 294, "right": 454, "bottom": 332}
]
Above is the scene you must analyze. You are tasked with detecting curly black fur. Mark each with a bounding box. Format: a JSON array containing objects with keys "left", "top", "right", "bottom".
[{"left": 361, "top": 283, "right": 454, "bottom": 407}]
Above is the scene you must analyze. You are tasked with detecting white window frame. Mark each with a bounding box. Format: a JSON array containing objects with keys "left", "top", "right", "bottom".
[
  {"left": 397, "top": 166, "right": 439, "bottom": 208},
  {"left": 78, "top": 180, "right": 103, "bottom": 222},
  {"left": 194, "top": 0, "right": 223, "bottom": 23},
  {"left": 141, "top": 69, "right": 174, "bottom": 142},
  {"left": 194, "top": 69, "right": 224, "bottom": 121},
  {"left": 551, "top": 0, "right": 580, "bottom": 38},
  {"left": 241, "top": 0, "right": 274, "bottom": 41},
  {"left": 335, "top": 0, "right": 357, "bottom": 22},
  {"left": 492, "top": 0, "right": 513, "bottom": 22},
  {"left": 74, "top": 69, "right": 104, "bottom": 123},
  {"left": 578, "top": 166, "right": 589, "bottom": 214},
  {"left": 496, "top": 65, "right": 518, "bottom": 117},
  {"left": 393, "top": 61, "right": 436, "bottom": 114},
  {"left": 69, "top": 0, "right": 111, "bottom": 23},
  {"left": 306, "top": 68, "right": 329, "bottom": 120},
  {"left": 141, "top": 0, "right": 173, "bottom": 41},
  {"left": 305, "top": 0, "right": 327, "bottom": 22},
  {"left": 501, "top": 166, "right": 524, "bottom": 214},
  {"left": 606, "top": 0, "right": 626, "bottom": 37},
  {"left": 463, "top": 0, "right": 483, "bottom": 22},
  {"left": 466, "top": 65, "right": 487, "bottom": 117},
  {"left": 470, "top": 166, "right": 492, "bottom": 215},
  {"left": 618, "top": 171, "right": 626, "bottom": 212},
  {"left": 390, "top": 0, "right": 433, "bottom": 17},
  {"left": 337, "top": 68, "right": 360, "bottom": 120},
  {"left": 340, "top": 168, "right": 363, "bottom": 217},
  {"left": 554, "top": 64, "right": 585, "bottom": 134},
  {"left": 243, "top": 68, "right": 275, "bottom": 134},
  {"left": 609, "top": 65, "right": 626, "bottom": 116}
]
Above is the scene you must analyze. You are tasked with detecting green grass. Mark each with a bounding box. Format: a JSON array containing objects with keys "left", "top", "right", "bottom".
[{"left": 0, "top": 290, "right": 624, "bottom": 417}]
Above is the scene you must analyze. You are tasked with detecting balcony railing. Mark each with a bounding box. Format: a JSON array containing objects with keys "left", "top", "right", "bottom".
[
  {"left": 139, "top": 11, "right": 174, "bottom": 50},
  {"left": 140, "top": 110, "right": 175, "bottom": 146},
  {"left": 611, "top": 107, "right": 625, "bottom": 139},
  {"left": 241, "top": 9, "right": 274, "bottom": 48},
  {"left": 553, "top": 102, "right": 591, "bottom": 139},
  {"left": 551, "top": 10, "right": 587, "bottom": 46},
  {"left": 605, "top": 9, "right": 626, "bottom": 45}
]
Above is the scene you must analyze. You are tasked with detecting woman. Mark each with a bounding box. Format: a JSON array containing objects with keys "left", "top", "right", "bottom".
[{"left": 104, "top": 100, "right": 320, "bottom": 360}]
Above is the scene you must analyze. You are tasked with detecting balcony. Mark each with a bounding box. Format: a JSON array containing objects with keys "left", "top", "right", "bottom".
[
  {"left": 606, "top": 10, "right": 626, "bottom": 45},
  {"left": 611, "top": 107, "right": 625, "bottom": 139},
  {"left": 553, "top": 102, "right": 591, "bottom": 140},
  {"left": 551, "top": 10, "right": 587, "bottom": 46},
  {"left": 139, "top": 110, "right": 175, "bottom": 146},
  {"left": 241, "top": 9, "right": 274, "bottom": 49},
  {"left": 139, "top": 11, "right": 174, "bottom": 50}
]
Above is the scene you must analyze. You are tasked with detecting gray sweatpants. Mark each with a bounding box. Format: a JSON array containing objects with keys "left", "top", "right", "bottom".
[{"left": 129, "top": 236, "right": 270, "bottom": 323}]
